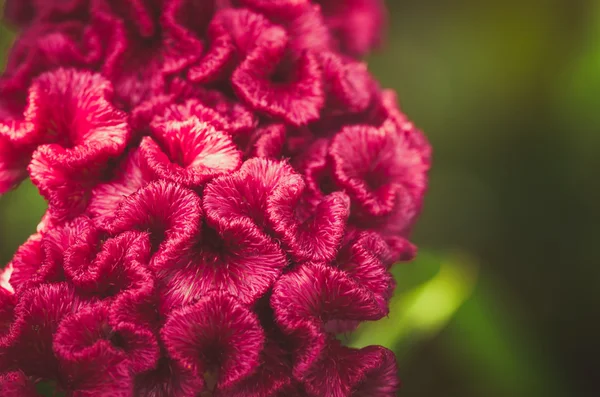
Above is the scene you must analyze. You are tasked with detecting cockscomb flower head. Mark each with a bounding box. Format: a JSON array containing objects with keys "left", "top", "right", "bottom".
[{"left": 0, "top": 0, "right": 430, "bottom": 395}]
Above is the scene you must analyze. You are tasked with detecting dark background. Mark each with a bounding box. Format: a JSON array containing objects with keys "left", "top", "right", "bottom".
[{"left": 1, "top": 1, "right": 598, "bottom": 396}]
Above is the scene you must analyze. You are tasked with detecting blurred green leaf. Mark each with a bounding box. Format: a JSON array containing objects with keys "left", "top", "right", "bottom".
[
  {"left": 0, "top": 180, "right": 47, "bottom": 264},
  {"left": 348, "top": 251, "right": 478, "bottom": 359},
  {"left": 441, "top": 278, "right": 570, "bottom": 397},
  {"left": 36, "top": 380, "right": 65, "bottom": 397}
]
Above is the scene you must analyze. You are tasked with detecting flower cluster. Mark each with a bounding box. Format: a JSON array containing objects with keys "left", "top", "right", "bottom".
[{"left": 0, "top": 0, "right": 430, "bottom": 396}]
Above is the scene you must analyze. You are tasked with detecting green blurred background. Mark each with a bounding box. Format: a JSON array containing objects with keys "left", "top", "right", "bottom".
[{"left": 1, "top": 0, "right": 598, "bottom": 396}]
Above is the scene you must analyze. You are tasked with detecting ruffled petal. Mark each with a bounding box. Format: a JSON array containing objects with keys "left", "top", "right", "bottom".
[
  {"left": 65, "top": 231, "right": 153, "bottom": 299},
  {"left": 203, "top": 158, "right": 302, "bottom": 235},
  {"left": 0, "top": 285, "right": 17, "bottom": 343},
  {"left": 268, "top": 188, "right": 350, "bottom": 262},
  {"left": 5, "top": 234, "right": 43, "bottom": 292},
  {"left": 93, "top": 0, "right": 166, "bottom": 109},
  {"left": 134, "top": 356, "right": 204, "bottom": 397},
  {"left": 238, "top": 0, "right": 310, "bottom": 18},
  {"left": 244, "top": 123, "right": 286, "bottom": 159},
  {"left": 204, "top": 157, "right": 347, "bottom": 261},
  {"left": 87, "top": 148, "right": 156, "bottom": 227},
  {"left": 220, "top": 339, "right": 294, "bottom": 397},
  {"left": 4, "top": 0, "right": 88, "bottom": 26},
  {"left": 271, "top": 262, "right": 388, "bottom": 378},
  {"left": 212, "top": 8, "right": 324, "bottom": 125},
  {"left": 334, "top": 232, "right": 395, "bottom": 314},
  {"left": 169, "top": 80, "right": 258, "bottom": 135},
  {"left": 320, "top": 51, "right": 376, "bottom": 113},
  {"left": 319, "top": 0, "right": 387, "bottom": 56},
  {"left": 53, "top": 303, "right": 159, "bottom": 392},
  {"left": 0, "top": 21, "right": 103, "bottom": 114},
  {"left": 26, "top": 69, "right": 129, "bottom": 220},
  {"left": 303, "top": 339, "right": 400, "bottom": 397},
  {"left": 329, "top": 124, "right": 422, "bottom": 216},
  {"left": 0, "top": 134, "right": 30, "bottom": 193},
  {"left": 37, "top": 217, "right": 99, "bottom": 285},
  {"left": 107, "top": 180, "right": 202, "bottom": 270},
  {"left": 4, "top": 283, "right": 85, "bottom": 379},
  {"left": 6, "top": 218, "right": 98, "bottom": 293},
  {"left": 160, "top": 218, "right": 286, "bottom": 310},
  {"left": 140, "top": 117, "right": 242, "bottom": 188},
  {"left": 0, "top": 371, "right": 39, "bottom": 397},
  {"left": 186, "top": 11, "right": 235, "bottom": 84},
  {"left": 64, "top": 229, "right": 160, "bottom": 329},
  {"left": 161, "top": 293, "right": 265, "bottom": 392}
]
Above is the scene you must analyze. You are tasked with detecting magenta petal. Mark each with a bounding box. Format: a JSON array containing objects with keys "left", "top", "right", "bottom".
[
  {"left": 64, "top": 229, "right": 157, "bottom": 328},
  {"left": 160, "top": 0, "right": 214, "bottom": 74},
  {"left": 6, "top": 283, "right": 84, "bottom": 379},
  {"left": 320, "top": 0, "right": 387, "bottom": 56},
  {"left": 238, "top": 0, "right": 310, "bottom": 18},
  {"left": 93, "top": 0, "right": 165, "bottom": 109},
  {"left": 186, "top": 5, "right": 235, "bottom": 84},
  {"left": 65, "top": 231, "right": 153, "bottom": 303},
  {"left": 303, "top": 339, "right": 400, "bottom": 397},
  {"left": 233, "top": 46, "right": 324, "bottom": 126},
  {"left": 0, "top": 285, "right": 17, "bottom": 345},
  {"left": 224, "top": 9, "right": 324, "bottom": 125},
  {"left": 219, "top": 339, "right": 293, "bottom": 397},
  {"left": 141, "top": 117, "right": 242, "bottom": 188},
  {"left": 329, "top": 123, "right": 429, "bottom": 220},
  {"left": 108, "top": 180, "right": 203, "bottom": 270},
  {"left": 26, "top": 69, "right": 129, "bottom": 219},
  {"left": 271, "top": 262, "right": 388, "bottom": 378},
  {"left": 26, "top": 68, "right": 128, "bottom": 152},
  {"left": 161, "top": 293, "right": 265, "bottom": 392},
  {"left": 54, "top": 304, "right": 159, "bottom": 385},
  {"left": 334, "top": 232, "right": 395, "bottom": 310},
  {"left": 160, "top": 218, "right": 286, "bottom": 310},
  {"left": 320, "top": 51, "right": 376, "bottom": 113},
  {"left": 134, "top": 356, "right": 204, "bottom": 397},
  {"left": 169, "top": 80, "right": 258, "bottom": 135},
  {"left": 203, "top": 158, "right": 302, "bottom": 234},
  {"left": 87, "top": 148, "right": 156, "bottom": 227},
  {"left": 151, "top": 99, "right": 228, "bottom": 131},
  {"left": 5, "top": 217, "right": 97, "bottom": 293},
  {"left": 245, "top": 123, "right": 287, "bottom": 159},
  {"left": 268, "top": 189, "right": 350, "bottom": 262},
  {"left": 0, "top": 135, "right": 29, "bottom": 193},
  {"left": 0, "top": 20, "right": 103, "bottom": 112},
  {"left": 5, "top": 234, "right": 43, "bottom": 292},
  {"left": 35, "top": 217, "right": 98, "bottom": 285},
  {"left": 0, "top": 371, "right": 39, "bottom": 397}
]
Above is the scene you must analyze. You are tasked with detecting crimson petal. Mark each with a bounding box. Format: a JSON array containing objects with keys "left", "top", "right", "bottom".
[
  {"left": 27, "top": 69, "right": 129, "bottom": 220},
  {"left": 0, "top": 371, "right": 39, "bottom": 397},
  {"left": 140, "top": 117, "right": 241, "bottom": 188},
  {"left": 161, "top": 293, "right": 264, "bottom": 392},
  {"left": 319, "top": 0, "right": 387, "bottom": 56},
  {"left": 108, "top": 180, "right": 202, "bottom": 271},
  {"left": 87, "top": 148, "right": 156, "bottom": 227},
  {"left": 160, "top": 218, "right": 286, "bottom": 310},
  {"left": 4, "top": 283, "right": 85, "bottom": 379},
  {"left": 303, "top": 339, "right": 400, "bottom": 397},
  {"left": 271, "top": 262, "right": 387, "bottom": 378}
]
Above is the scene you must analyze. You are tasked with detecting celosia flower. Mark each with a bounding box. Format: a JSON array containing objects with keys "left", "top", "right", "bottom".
[{"left": 0, "top": 0, "right": 430, "bottom": 395}]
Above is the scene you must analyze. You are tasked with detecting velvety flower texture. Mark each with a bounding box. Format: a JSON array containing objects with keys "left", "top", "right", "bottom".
[{"left": 0, "top": 0, "right": 430, "bottom": 396}]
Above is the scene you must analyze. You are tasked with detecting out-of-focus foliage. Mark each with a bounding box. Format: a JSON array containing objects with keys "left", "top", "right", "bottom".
[
  {"left": 0, "top": 0, "right": 597, "bottom": 396},
  {"left": 349, "top": 252, "right": 478, "bottom": 356}
]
